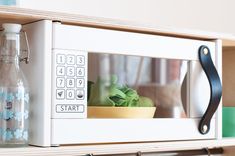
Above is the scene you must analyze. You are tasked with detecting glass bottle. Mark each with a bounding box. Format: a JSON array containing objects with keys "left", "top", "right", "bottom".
[{"left": 0, "top": 23, "right": 29, "bottom": 147}]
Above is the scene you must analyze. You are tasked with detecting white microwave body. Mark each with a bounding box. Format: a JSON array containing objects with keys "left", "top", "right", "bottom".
[{"left": 21, "top": 20, "right": 222, "bottom": 147}]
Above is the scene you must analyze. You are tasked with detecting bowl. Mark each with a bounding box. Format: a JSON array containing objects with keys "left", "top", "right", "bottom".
[{"left": 88, "top": 106, "right": 156, "bottom": 118}]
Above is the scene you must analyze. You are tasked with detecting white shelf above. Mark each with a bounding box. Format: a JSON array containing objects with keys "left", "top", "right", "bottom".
[{"left": 0, "top": 138, "right": 234, "bottom": 156}]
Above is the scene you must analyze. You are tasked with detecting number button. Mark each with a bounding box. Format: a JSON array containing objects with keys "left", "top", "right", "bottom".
[
  {"left": 76, "top": 67, "right": 85, "bottom": 77},
  {"left": 66, "top": 89, "right": 75, "bottom": 100},
  {"left": 56, "top": 66, "right": 65, "bottom": 76},
  {"left": 67, "top": 55, "right": 75, "bottom": 65},
  {"left": 76, "top": 89, "right": 84, "bottom": 100},
  {"left": 66, "top": 66, "right": 75, "bottom": 77},
  {"left": 66, "top": 78, "right": 75, "bottom": 88},
  {"left": 57, "top": 78, "right": 65, "bottom": 88},
  {"left": 76, "top": 78, "right": 85, "bottom": 88},
  {"left": 77, "top": 55, "right": 85, "bottom": 66},
  {"left": 56, "top": 89, "right": 65, "bottom": 99},
  {"left": 57, "top": 54, "right": 65, "bottom": 64}
]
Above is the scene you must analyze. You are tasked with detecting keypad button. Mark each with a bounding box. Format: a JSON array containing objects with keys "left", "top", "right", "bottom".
[
  {"left": 56, "top": 89, "right": 65, "bottom": 99},
  {"left": 77, "top": 55, "right": 85, "bottom": 66},
  {"left": 76, "top": 78, "right": 85, "bottom": 88},
  {"left": 66, "top": 89, "right": 75, "bottom": 100},
  {"left": 67, "top": 55, "right": 75, "bottom": 65},
  {"left": 66, "top": 78, "right": 75, "bottom": 88},
  {"left": 57, "top": 54, "right": 66, "bottom": 64},
  {"left": 57, "top": 77, "right": 65, "bottom": 88},
  {"left": 76, "top": 67, "right": 85, "bottom": 77},
  {"left": 56, "top": 66, "right": 65, "bottom": 76},
  {"left": 76, "top": 89, "right": 85, "bottom": 100},
  {"left": 66, "top": 66, "right": 75, "bottom": 77}
]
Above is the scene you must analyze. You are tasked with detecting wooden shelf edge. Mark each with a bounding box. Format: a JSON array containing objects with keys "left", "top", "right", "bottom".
[
  {"left": 0, "top": 139, "right": 235, "bottom": 156},
  {"left": 0, "top": 6, "right": 235, "bottom": 46}
]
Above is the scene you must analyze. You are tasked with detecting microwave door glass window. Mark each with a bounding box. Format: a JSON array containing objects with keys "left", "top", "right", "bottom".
[{"left": 88, "top": 53, "right": 188, "bottom": 119}]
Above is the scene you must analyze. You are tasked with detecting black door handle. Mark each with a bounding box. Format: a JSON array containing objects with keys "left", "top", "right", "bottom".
[{"left": 198, "top": 45, "right": 222, "bottom": 134}]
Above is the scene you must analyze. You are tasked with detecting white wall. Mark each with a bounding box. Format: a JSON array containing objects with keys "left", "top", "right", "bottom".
[{"left": 20, "top": 0, "right": 235, "bottom": 35}]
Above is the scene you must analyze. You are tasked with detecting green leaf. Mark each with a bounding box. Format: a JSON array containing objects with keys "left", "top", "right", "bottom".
[
  {"left": 88, "top": 75, "right": 154, "bottom": 107},
  {"left": 109, "top": 95, "right": 126, "bottom": 107}
]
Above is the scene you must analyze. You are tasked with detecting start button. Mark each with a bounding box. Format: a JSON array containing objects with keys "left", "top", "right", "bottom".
[{"left": 56, "top": 104, "right": 84, "bottom": 113}]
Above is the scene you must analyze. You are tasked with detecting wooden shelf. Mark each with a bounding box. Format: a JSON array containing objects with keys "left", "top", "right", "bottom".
[
  {"left": 0, "top": 6, "right": 235, "bottom": 47},
  {"left": 0, "top": 139, "right": 234, "bottom": 156}
]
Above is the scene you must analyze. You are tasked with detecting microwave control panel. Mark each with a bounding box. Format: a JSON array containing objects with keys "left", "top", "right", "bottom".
[{"left": 52, "top": 49, "right": 87, "bottom": 118}]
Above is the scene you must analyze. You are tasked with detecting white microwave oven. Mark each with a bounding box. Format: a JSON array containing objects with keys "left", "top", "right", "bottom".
[{"left": 21, "top": 20, "right": 222, "bottom": 147}]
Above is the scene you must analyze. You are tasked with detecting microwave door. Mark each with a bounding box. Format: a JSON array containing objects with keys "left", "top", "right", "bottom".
[{"left": 21, "top": 20, "right": 221, "bottom": 146}]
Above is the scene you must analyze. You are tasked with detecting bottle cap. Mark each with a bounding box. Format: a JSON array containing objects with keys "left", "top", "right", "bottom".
[
  {"left": 2, "top": 23, "right": 22, "bottom": 40},
  {"left": 2, "top": 23, "right": 21, "bottom": 33}
]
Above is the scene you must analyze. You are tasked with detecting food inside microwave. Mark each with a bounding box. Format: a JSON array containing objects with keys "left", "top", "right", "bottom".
[
  {"left": 88, "top": 75, "right": 154, "bottom": 107},
  {"left": 87, "top": 53, "right": 187, "bottom": 118}
]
